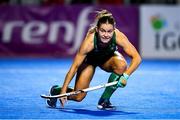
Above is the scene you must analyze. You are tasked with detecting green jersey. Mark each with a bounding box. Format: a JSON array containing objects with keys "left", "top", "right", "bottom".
[{"left": 85, "top": 32, "right": 117, "bottom": 66}]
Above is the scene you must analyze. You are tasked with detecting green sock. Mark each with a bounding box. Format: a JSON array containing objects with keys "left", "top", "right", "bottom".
[
  {"left": 51, "top": 85, "right": 73, "bottom": 95},
  {"left": 100, "top": 73, "right": 121, "bottom": 99}
]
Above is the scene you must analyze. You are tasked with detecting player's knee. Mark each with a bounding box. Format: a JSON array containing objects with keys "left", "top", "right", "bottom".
[
  {"left": 114, "top": 60, "right": 127, "bottom": 75},
  {"left": 74, "top": 93, "right": 86, "bottom": 102}
]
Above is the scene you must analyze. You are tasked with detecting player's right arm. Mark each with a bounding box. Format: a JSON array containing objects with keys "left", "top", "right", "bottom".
[{"left": 60, "top": 32, "right": 94, "bottom": 107}]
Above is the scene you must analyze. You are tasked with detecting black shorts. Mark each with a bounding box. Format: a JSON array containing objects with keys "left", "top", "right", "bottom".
[{"left": 84, "top": 52, "right": 114, "bottom": 67}]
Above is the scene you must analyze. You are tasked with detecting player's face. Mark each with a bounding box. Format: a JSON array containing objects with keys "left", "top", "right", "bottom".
[{"left": 97, "top": 23, "right": 114, "bottom": 43}]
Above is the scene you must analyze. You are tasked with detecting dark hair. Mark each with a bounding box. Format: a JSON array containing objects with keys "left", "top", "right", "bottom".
[
  {"left": 88, "top": 10, "right": 116, "bottom": 33},
  {"left": 97, "top": 15, "right": 115, "bottom": 28}
]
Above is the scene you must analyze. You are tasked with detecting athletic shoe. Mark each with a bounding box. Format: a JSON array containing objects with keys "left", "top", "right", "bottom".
[
  {"left": 97, "top": 98, "right": 116, "bottom": 110},
  {"left": 47, "top": 85, "right": 73, "bottom": 108},
  {"left": 47, "top": 85, "right": 60, "bottom": 108}
]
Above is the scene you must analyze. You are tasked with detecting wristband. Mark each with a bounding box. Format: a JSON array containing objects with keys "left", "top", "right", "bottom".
[
  {"left": 123, "top": 73, "right": 129, "bottom": 81},
  {"left": 117, "top": 73, "right": 129, "bottom": 88}
]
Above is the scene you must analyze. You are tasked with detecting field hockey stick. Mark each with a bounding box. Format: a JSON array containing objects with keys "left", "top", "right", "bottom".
[{"left": 40, "top": 81, "right": 118, "bottom": 99}]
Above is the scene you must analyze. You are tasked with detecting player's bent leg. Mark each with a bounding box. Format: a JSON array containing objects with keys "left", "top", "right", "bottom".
[
  {"left": 68, "top": 63, "right": 95, "bottom": 102},
  {"left": 98, "top": 53, "right": 127, "bottom": 110}
]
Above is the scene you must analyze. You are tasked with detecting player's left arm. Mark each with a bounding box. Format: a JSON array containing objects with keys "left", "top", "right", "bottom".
[{"left": 115, "top": 29, "right": 142, "bottom": 77}]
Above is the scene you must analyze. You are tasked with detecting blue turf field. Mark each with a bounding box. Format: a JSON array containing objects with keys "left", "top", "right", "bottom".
[{"left": 0, "top": 58, "right": 180, "bottom": 119}]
